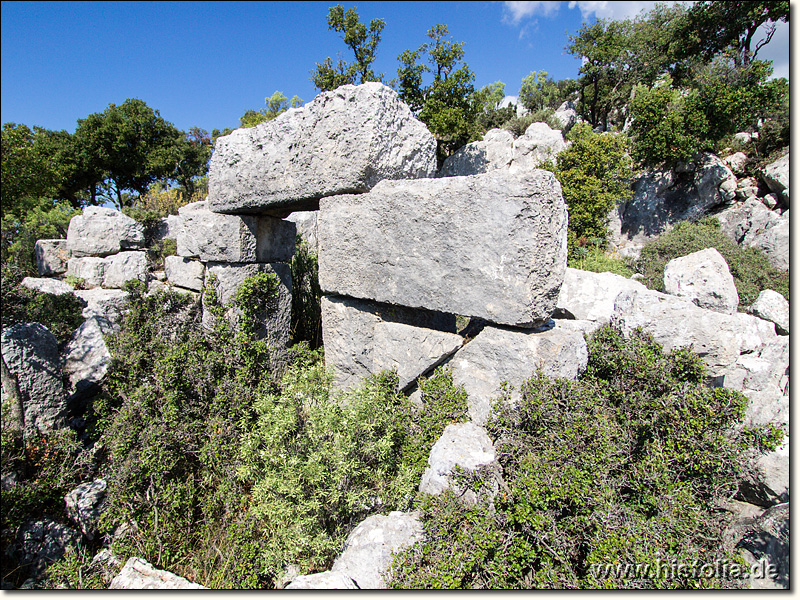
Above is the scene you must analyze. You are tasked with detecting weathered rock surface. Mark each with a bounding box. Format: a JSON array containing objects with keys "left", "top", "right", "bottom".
[
  {"left": 65, "top": 479, "right": 107, "bottom": 541},
  {"left": 439, "top": 123, "right": 566, "bottom": 177},
  {"left": 62, "top": 317, "right": 112, "bottom": 401},
  {"left": 208, "top": 83, "right": 437, "bottom": 215},
  {"left": 67, "top": 257, "right": 107, "bottom": 288},
  {"left": 610, "top": 289, "right": 775, "bottom": 378},
  {"left": 372, "top": 322, "right": 463, "bottom": 391},
  {"left": 419, "top": 422, "right": 499, "bottom": 504},
  {"left": 1, "top": 323, "right": 67, "bottom": 437},
  {"left": 176, "top": 200, "right": 296, "bottom": 263},
  {"left": 20, "top": 277, "right": 74, "bottom": 296},
  {"left": 35, "top": 239, "right": 70, "bottom": 276},
  {"left": 319, "top": 170, "right": 567, "bottom": 327},
  {"left": 285, "top": 571, "right": 359, "bottom": 589},
  {"left": 66, "top": 207, "right": 145, "bottom": 257},
  {"left": 555, "top": 267, "right": 647, "bottom": 323},
  {"left": 724, "top": 151, "right": 748, "bottom": 174},
  {"left": 716, "top": 197, "right": 781, "bottom": 246},
  {"left": 737, "top": 502, "right": 789, "bottom": 589},
  {"left": 662, "top": 248, "right": 739, "bottom": 314},
  {"left": 449, "top": 322, "right": 588, "bottom": 425},
  {"left": 203, "top": 262, "right": 292, "bottom": 375},
  {"left": 321, "top": 295, "right": 463, "bottom": 392},
  {"left": 109, "top": 557, "right": 205, "bottom": 589},
  {"left": 102, "top": 251, "right": 149, "bottom": 288},
  {"left": 286, "top": 210, "right": 319, "bottom": 253},
  {"left": 760, "top": 153, "right": 789, "bottom": 204},
  {"left": 164, "top": 255, "right": 205, "bottom": 291},
  {"left": 73, "top": 288, "right": 130, "bottom": 330},
  {"left": 330, "top": 511, "right": 424, "bottom": 589},
  {"left": 14, "top": 519, "right": 80, "bottom": 581},
  {"left": 749, "top": 218, "right": 788, "bottom": 272},
  {"left": 553, "top": 100, "right": 580, "bottom": 131},
  {"left": 750, "top": 290, "right": 789, "bottom": 335},
  {"left": 610, "top": 153, "right": 737, "bottom": 248}
]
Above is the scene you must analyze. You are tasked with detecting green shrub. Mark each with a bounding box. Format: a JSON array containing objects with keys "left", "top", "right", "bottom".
[
  {"left": 634, "top": 217, "right": 789, "bottom": 306},
  {"left": 568, "top": 245, "right": 634, "bottom": 277},
  {"left": 290, "top": 234, "right": 322, "bottom": 349},
  {"left": 390, "top": 325, "right": 780, "bottom": 589},
  {"left": 502, "top": 110, "right": 562, "bottom": 137}
]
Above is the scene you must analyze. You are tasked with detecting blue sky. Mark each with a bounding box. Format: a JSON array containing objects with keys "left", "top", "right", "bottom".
[{"left": 1, "top": 1, "right": 792, "bottom": 135}]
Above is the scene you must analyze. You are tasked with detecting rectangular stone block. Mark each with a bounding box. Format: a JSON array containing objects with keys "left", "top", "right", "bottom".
[
  {"left": 67, "top": 257, "right": 107, "bottom": 288},
  {"left": 103, "top": 251, "right": 149, "bottom": 289},
  {"left": 66, "top": 206, "right": 145, "bottom": 257},
  {"left": 318, "top": 170, "right": 568, "bottom": 328},
  {"left": 35, "top": 239, "right": 70, "bottom": 276},
  {"left": 177, "top": 200, "right": 295, "bottom": 263},
  {"left": 164, "top": 255, "right": 205, "bottom": 291}
]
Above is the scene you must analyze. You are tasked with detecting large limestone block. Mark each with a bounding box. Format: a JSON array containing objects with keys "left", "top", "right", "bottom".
[
  {"left": 110, "top": 557, "right": 205, "bottom": 589},
  {"left": 610, "top": 289, "right": 771, "bottom": 378},
  {"left": 321, "top": 295, "right": 463, "bottom": 392},
  {"left": 760, "top": 153, "right": 789, "bottom": 204},
  {"left": 73, "top": 289, "right": 130, "bottom": 331},
  {"left": 319, "top": 170, "right": 567, "bottom": 327},
  {"left": 21, "top": 277, "right": 74, "bottom": 296},
  {"left": 67, "top": 257, "right": 107, "bottom": 288},
  {"left": 62, "top": 316, "right": 112, "bottom": 401},
  {"left": 285, "top": 571, "right": 358, "bottom": 589},
  {"left": 750, "top": 290, "right": 789, "bottom": 335},
  {"left": 330, "top": 511, "right": 424, "bottom": 589},
  {"left": 203, "top": 262, "right": 292, "bottom": 375},
  {"left": 419, "top": 422, "right": 498, "bottom": 504},
  {"left": 510, "top": 121, "right": 568, "bottom": 172},
  {"left": 750, "top": 218, "right": 788, "bottom": 272},
  {"left": 164, "top": 255, "right": 205, "bottom": 291},
  {"left": 208, "top": 83, "right": 438, "bottom": 215},
  {"left": 1, "top": 323, "right": 67, "bottom": 437},
  {"left": 716, "top": 197, "right": 781, "bottom": 247},
  {"left": 66, "top": 206, "right": 145, "bottom": 257},
  {"left": 176, "top": 200, "right": 295, "bottom": 263},
  {"left": 555, "top": 267, "right": 647, "bottom": 322},
  {"left": 449, "top": 322, "right": 588, "bottom": 426},
  {"left": 35, "top": 239, "right": 70, "bottom": 276},
  {"left": 663, "top": 247, "right": 739, "bottom": 314},
  {"left": 102, "top": 251, "right": 149, "bottom": 288}
]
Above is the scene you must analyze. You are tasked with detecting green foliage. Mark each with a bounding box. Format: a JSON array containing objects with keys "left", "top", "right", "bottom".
[
  {"left": 518, "top": 71, "right": 560, "bottom": 112},
  {"left": 568, "top": 245, "right": 634, "bottom": 277},
  {"left": 553, "top": 123, "right": 634, "bottom": 247},
  {"left": 502, "top": 109, "right": 563, "bottom": 137},
  {"left": 44, "top": 546, "right": 109, "bottom": 589},
  {"left": 634, "top": 217, "right": 789, "bottom": 306},
  {"left": 311, "top": 5, "right": 385, "bottom": 91},
  {"left": 239, "top": 92, "right": 302, "bottom": 128},
  {"left": 391, "top": 326, "right": 779, "bottom": 589},
  {"left": 290, "top": 234, "right": 322, "bottom": 349}
]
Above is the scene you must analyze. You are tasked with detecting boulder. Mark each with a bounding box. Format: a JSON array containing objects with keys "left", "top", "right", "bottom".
[
  {"left": 208, "top": 83, "right": 437, "bottom": 215},
  {"left": 286, "top": 210, "right": 319, "bottom": 253},
  {"left": 35, "top": 239, "right": 70, "bottom": 276},
  {"left": 439, "top": 123, "right": 567, "bottom": 178},
  {"left": 67, "top": 257, "right": 107, "bottom": 288},
  {"left": 20, "top": 277, "right": 74, "bottom": 296},
  {"left": 750, "top": 290, "right": 789, "bottom": 335},
  {"left": 151, "top": 214, "right": 183, "bottom": 243},
  {"left": 749, "top": 218, "right": 788, "bottom": 272},
  {"left": 555, "top": 267, "right": 647, "bottom": 323},
  {"left": 610, "top": 289, "right": 773, "bottom": 379},
  {"left": 419, "top": 422, "right": 499, "bottom": 504},
  {"left": 610, "top": 153, "right": 737, "bottom": 247},
  {"left": 716, "top": 197, "right": 781, "bottom": 247},
  {"left": 62, "top": 317, "right": 112, "bottom": 402},
  {"left": 330, "top": 511, "right": 424, "bottom": 589},
  {"left": 737, "top": 502, "right": 789, "bottom": 589},
  {"left": 73, "top": 288, "right": 130, "bottom": 330},
  {"left": 321, "top": 295, "right": 462, "bottom": 392},
  {"left": 760, "top": 153, "right": 789, "bottom": 204},
  {"left": 164, "top": 255, "right": 205, "bottom": 291},
  {"left": 66, "top": 207, "right": 145, "bottom": 257},
  {"left": 203, "top": 262, "right": 292, "bottom": 376},
  {"left": 724, "top": 151, "right": 748, "bottom": 174},
  {"left": 761, "top": 193, "right": 779, "bottom": 210},
  {"left": 735, "top": 177, "right": 759, "bottom": 202},
  {"left": 109, "top": 557, "right": 205, "bottom": 589},
  {"left": 176, "top": 200, "right": 296, "bottom": 263},
  {"left": 102, "top": 251, "right": 149, "bottom": 289},
  {"left": 64, "top": 479, "right": 107, "bottom": 541},
  {"left": 14, "top": 519, "right": 80, "bottom": 581},
  {"left": 318, "top": 170, "right": 568, "bottom": 328},
  {"left": 285, "top": 571, "right": 359, "bottom": 589},
  {"left": 1, "top": 323, "right": 67, "bottom": 437},
  {"left": 553, "top": 100, "right": 580, "bottom": 131},
  {"left": 662, "top": 248, "right": 739, "bottom": 314},
  {"left": 449, "top": 322, "right": 588, "bottom": 426}
]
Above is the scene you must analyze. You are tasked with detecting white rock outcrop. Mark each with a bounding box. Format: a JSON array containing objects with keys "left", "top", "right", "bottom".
[
  {"left": 66, "top": 207, "right": 145, "bottom": 257},
  {"left": 662, "top": 248, "right": 739, "bottom": 314},
  {"left": 109, "top": 557, "right": 205, "bottom": 589}
]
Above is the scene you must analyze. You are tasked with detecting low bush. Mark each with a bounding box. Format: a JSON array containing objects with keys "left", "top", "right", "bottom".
[
  {"left": 634, "top": 217, "right": 789, "bottom": 306},
  {"left": 568, "top": 244, "right": 634, "bottom": 277},
  {"left": 390, "top": 325, "right": 781, "bottom": 589},
  {"left": 290, "top": 234, "right": 322, "bottom": 349}
]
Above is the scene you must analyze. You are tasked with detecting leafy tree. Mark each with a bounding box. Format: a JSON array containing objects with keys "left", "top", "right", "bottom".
[
  {"left": 675, "top": 1, "right": 789, "bottom": 68},
  {"left": 396, "top": 24, "right": 479, "bottom": 162},
  {"left": 239, "top": 91, "right": 302, "bottom": 128},
  {"left": 518, "top": 71, "right": 560, "bottom": 112},
  {"left": 311, "top": 5, "right": 385, "bottom": 91}
]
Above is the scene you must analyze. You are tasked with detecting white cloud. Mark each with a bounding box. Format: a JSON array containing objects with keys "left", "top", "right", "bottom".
[
  {"left": 568, "top": 1, "right": 683, "bottom": 21},
  {"left": 503, "top": 1, "right": 562, "bottom": 25}
]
